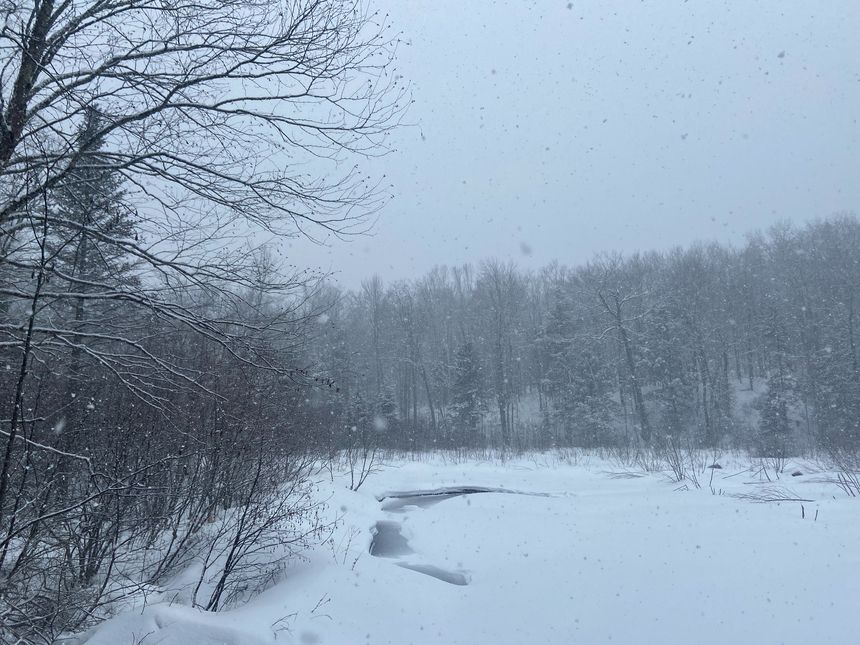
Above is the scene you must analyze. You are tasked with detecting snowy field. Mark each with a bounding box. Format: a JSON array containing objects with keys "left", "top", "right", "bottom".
[{"left": 77, "top": 453, "right": 860, "bottom": 645}]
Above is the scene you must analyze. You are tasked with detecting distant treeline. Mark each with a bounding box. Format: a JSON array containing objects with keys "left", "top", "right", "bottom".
[{"left": 306, "top": 215, "right": 860, "bottom": 456}]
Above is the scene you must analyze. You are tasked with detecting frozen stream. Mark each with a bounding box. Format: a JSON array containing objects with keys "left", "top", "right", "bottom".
[{"left": 370, "top": 486, "right": 549, "bottom": 586}]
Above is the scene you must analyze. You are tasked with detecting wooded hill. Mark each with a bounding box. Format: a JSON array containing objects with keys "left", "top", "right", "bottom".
[{"left": 307, "top": 215, "right": 860, "bottom": 456}]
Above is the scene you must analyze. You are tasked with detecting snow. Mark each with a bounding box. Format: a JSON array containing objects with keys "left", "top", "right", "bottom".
[{"left": 74, "top": 453, "right": 860, "bottom": 645}]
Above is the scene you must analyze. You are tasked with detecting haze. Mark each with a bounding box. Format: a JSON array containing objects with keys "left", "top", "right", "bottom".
[{"left": 290, "top": 0, "right": 860, "bottom": 286}]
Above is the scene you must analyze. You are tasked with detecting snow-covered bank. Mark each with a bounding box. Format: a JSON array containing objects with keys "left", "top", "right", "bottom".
[{"left": 76, "top": 454, "right": 860, "bottom": 645}]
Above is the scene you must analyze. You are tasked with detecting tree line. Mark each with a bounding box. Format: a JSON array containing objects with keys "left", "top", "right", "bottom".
[{"left": 309, "top": 215, "right": 860, "bottom": 458}]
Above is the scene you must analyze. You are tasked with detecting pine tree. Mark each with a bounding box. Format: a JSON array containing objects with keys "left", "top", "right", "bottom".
[
  {"left": 450, "top": 341, "right": 484, "bottom": 446},
  {"left": 347, "top": 392, "right": 372, "bottom": 435},
  {"left": 646, "top": 306, "right": 696, "bottom": 439},
  {"left": 373, "top": 386, "right": 399, "bottom": 444},
  {"left": 48, "top": 106, "right": 139, "bottom": 436},
  {"left": 50, "top": 106, "right": 137, "bottom": 290},
  {"left": 541, "top": 291, "right": 616, "bottom": 446},
  {"left": 755, "top": 310, "right": 795, "bottom": 458},
  {"left": 756, "top": 366, "right": 799, "bottom": 463}
]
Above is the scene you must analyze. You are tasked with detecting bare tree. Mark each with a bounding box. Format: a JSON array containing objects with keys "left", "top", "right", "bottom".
[
  {"left": 477, "top": 260, "right": 523, "bottom": 447},
  {"left": 577, "top": 255, "right": 654, "bottom": 443},
  {"left": 0, "top": 2, "right": 405, "bottom": 641},
  {"left": 0, "top": 0, "right": 405, "bottom": 235}
]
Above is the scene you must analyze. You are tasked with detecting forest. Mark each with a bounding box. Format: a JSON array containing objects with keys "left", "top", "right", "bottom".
[{"left": 308, "top": 216, "right": 860, "bottom": 459}]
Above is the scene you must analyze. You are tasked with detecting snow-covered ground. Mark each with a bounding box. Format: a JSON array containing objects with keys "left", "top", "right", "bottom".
[{"left": 76, "top": 453, "right": 860, "bottom": 645}]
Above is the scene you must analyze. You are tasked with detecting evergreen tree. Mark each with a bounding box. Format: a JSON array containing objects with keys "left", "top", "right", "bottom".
[
  {"left": 755, "top": 309, "right": 796, "bottom": 458},
  {"left": 542, "top": 290, "right": 616, "bottom": 446},
  {"left": 47, "top": 106, "right": 139, "bottom": 440},
  {"left": 646, "top": 305, "right": 696, "bottom": 439},
  {"left": 756, "top": 373, "right": 795, "bottom": 458},
  {"left": 374, "top": 386, "right": 400, "bottom": 445},
  {"left": 348, "top": 392, "right": 372, "bottom": 434},
  {"left": 50, "top": 106, "right": 138, "bottom": 290},
  {"left": 450, "top": 341, "right": 484, "bottom": 446}
]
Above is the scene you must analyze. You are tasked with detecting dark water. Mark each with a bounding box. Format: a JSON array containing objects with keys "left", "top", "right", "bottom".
[
  {"left": 368, "top": 518, "right": 468, "bottom": 586},
  {"left": 369, "top": 520, "right": 413, "bottom": 557},
  {"left": 372, "top": 486, "right": 547, "bottom": 585},
  {"left": 379, "top": 486, "right": 498, "bottom": 512}
]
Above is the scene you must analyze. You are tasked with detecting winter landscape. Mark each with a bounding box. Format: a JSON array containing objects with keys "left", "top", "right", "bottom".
[
  {"left": 2, "top": 1, "right": 860, "bottom": 643},
  {"left": 69, "top": 452, "right": 860, "bottom": 645}
]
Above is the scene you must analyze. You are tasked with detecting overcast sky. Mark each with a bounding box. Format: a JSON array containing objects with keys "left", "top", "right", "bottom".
[{"left": 287, "top": 0, "right": 860, "bottom": 288}]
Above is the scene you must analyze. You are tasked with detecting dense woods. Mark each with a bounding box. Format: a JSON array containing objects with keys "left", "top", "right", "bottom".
[{"left": 308, "top": 216, "right": 860, "bottom": 458}]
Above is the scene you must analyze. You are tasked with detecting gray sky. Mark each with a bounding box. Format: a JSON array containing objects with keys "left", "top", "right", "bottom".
[{"left": 288, "top": 0, "right": 860, "bottom": 288}]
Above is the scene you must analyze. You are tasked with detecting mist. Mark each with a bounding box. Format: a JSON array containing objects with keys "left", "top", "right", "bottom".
[{"left": 289, "top": 0, "right": 860, "bottom": 286}]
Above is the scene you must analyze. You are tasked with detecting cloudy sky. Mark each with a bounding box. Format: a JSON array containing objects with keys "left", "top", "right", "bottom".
[{"left": 288, "top": 0, "right": 860, "bottom": 288}]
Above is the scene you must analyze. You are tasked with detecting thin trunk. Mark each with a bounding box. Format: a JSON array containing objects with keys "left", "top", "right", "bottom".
[
  {"left": 746, "top": 315, "right": 755, "bottom": 391},
  {"left": 618, "top": 322, "right": 650, "bottom": 442},
  {"left": 420, "top": 364, "right": 437, "bottom": 435},
  {"left": 848, "top": 293, "right": 858, "bottom": 375},
  {"left": 0, "top": 245, "right": 46, "bottom": 532},
  {"left": 697, "top": 348, "right": 712, "bottom": 445}
]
